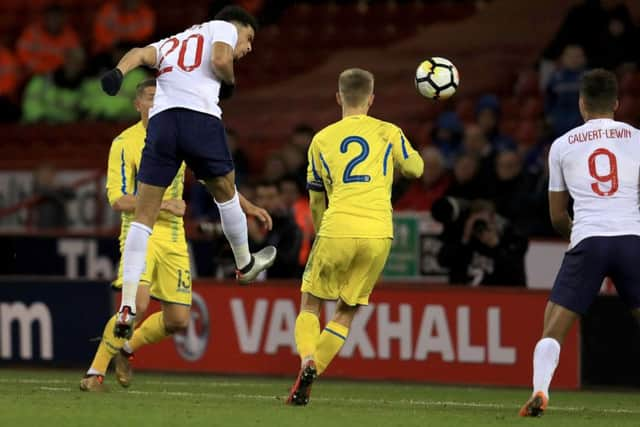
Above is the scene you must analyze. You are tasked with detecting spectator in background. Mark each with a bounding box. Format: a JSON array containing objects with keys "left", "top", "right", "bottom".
[
  {"left": 431, "top": 111, "right": 463, "bottom": 167},
  {"left": 437, "top": 199, "right": 528, "bottom": 287},
  {"left": 289, "top": 124, "right": 315, "bottom": 151},
  {"left": 16, "top": 4, "right": 80, "bottom": 75},
  {"left": 248, "top": 181, "right": 302, "bottom": 278},
  {"left": 545, "top": 44, "right": 586, "bottom": 137},
  {"left": 263, "top": 151, "right": 287, "bottom": 182},
  {"left": 22, "top": 49, "right": 88, "bottom": 123},
  {"left": 446, "top": 153, "right": 485, "bottom": 199},
  {"left": 83, "top": 42, "right": 150, "bottom": 121},
  {"left": 394, "top": 146, "right": 451, "bottom": 211},
  {"left": 461, "top": 124, "right": 495, "bottom": 188},
  {"left": 279, "top": 175, "right": 313, "bottom": 269},
  {"left": 94, "top": 0, "right": 155, "bottom": 54},
  {"left": 475, "top": 94, "right": 516, "bottom": 150},
  {"left": 280, "top": 143, "right": 307, "bottom": 190},
  {"left": 488, "top": 149, "right": 534, "bottom": 227},
  {"left": 539, "top": 0, "right": 605, "bottom": 88},
  {"left": 592, "top": 4, "right": 637, "bottom": 73},
  {"left": 32, "top": 163, "right": 74, "bottom": 229},
  {"left": 0, "top": 42, "right": 21, "bottom": 122}
]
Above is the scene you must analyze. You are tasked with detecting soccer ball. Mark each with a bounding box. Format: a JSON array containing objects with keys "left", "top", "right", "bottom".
[{"left": 415, "top": 57, "right": 459, "bottom": 100}]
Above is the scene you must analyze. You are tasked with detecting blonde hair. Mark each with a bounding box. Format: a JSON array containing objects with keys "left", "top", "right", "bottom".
[{"left": 339, "top": 68, "right": 374, "bottom": 107}]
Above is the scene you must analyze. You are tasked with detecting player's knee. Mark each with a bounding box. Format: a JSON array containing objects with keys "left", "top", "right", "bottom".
[
  {"left": 333, "top": 300, "right": 358, "bottom": 327},
  {"left": 205, "top": 173, "right": 236, "bottom": 202},
  {"left": 164, "top": 314, "right": 190, "bottom": 334}
]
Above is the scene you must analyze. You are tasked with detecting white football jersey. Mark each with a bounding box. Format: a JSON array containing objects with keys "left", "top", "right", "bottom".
[
  {"left": 549, "top": 118, "right": 640, "bottom": 248},
  {"left": 148, "top": 20, "right": 238, "bottom": 119}
]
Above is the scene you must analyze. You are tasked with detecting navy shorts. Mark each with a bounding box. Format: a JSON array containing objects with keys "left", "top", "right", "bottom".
[
  {"left": 550, "top": 235, "right": 640, "bottom": 315},
  {"left": 138, "top": 108, "right": 234, "bottom": 187}
]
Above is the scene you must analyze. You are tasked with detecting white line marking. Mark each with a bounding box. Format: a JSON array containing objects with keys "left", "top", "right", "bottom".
[{"left": 8, "top": 378, "right": 636, "bottom": 415}]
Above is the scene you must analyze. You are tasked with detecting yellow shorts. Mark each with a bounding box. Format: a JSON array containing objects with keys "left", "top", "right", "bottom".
[
  {"left": 301, "top": 237, "right": 392, "bottom": 306},
  {"left": 113, "top": 237, "right": 192, "bottom": 306}
]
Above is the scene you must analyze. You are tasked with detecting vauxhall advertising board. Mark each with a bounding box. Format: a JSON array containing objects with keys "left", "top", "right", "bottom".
[{"left": 135, "top": 281, "right": 580, "bottom": 389}]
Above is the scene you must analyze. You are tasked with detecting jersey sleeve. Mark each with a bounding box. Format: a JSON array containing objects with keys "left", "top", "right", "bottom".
[
  {"left": 106, "top": 136, "right": 136, "bottom": 205},
  {"left": 210, "top": 21, "right": 238, "bottom": 49},
  {"left": 390, "top": 126, "right": 424, "bottom": 179},
  {"left": 547, "top": 141, "right": 566, "bottom": 191},
  {"left": 306, "top": 137, "right": 325, "bottom": 192}
]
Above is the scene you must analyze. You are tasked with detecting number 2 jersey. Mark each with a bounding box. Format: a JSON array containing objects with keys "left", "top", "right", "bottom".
[
  {"left": 307, "top": 114, "right": 424, "bottom": 239},
  {"left": 548, "top": 118, "right": 640, "bottom": 248},
  {"left": 148, "top": 20, "right": 238, "bottom": 119}
]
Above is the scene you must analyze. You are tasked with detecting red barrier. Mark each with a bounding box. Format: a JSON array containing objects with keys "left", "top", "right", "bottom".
[{"left": 135, "top": 281, "right": 580, "bottom": 389}]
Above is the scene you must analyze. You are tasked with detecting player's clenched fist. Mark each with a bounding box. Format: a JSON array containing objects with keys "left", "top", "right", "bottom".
[{"left": 101, "top": 68, "right": 124, "bottom": 96}]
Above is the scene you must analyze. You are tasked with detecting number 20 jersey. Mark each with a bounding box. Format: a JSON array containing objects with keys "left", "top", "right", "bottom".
[
  {"left": 307, "top": 114, "right": 423, "bottom": 239},
  {"left": 148, "top": 21, "right": 238, "bottom": 119},
  {"left": 549, "top": 118, "right": 640, "bottom": 248}
]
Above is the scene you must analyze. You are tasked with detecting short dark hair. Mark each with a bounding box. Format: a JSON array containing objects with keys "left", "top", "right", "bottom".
[
  {"left": 135, "top": 78, "right": 156, "bottom": 97},
  {"left": 580, "top": 69, "right": 618, "bottom": 114},
  {"left": 215, "top": 6, "right": 258, "bottom": 32}
]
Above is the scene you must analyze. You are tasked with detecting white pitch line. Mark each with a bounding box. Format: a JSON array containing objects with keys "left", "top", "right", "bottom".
[{"left": 8, "top": 379, "right": 635, "bottom": 416}]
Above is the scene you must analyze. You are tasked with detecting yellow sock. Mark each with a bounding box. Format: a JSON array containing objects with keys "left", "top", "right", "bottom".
[
  {"left": 315, "top": 321, "right": 349, "bottom": 375},
  {"left": 295, "top": 311, "right": 320, "bottom": 361},
  {"left": 89, "top": 314, "right": 125, "bottom": 374},
  {"left": 128, "top": 312, "right": 170, "bottom": 353}
]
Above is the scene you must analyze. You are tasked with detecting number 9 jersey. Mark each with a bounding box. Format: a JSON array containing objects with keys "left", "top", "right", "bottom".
[
  {"left": 148, "top": 21, "right": 238, "bottom": 120},
  {"left": 548, "top": 118, "right": 640, "bottom": 249},
  {"left": 307, "top": 114, "right": 424, "bottom": 239}
]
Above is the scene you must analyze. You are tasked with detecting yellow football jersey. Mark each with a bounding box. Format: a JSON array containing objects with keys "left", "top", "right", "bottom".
[
  {"left": 106, "top": 121, "right": 186, "bottom": 244},
  {"left": 307, "top": 114, "right": 424, "bottom": 238}
]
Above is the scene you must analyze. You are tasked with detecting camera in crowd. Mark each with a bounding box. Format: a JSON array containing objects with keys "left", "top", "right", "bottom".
[{"left": 431, "top": 196, "right": 495, "bottom": 241}]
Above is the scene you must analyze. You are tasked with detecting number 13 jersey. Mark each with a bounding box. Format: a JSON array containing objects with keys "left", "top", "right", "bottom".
[
  {"left": 307, "top": 114, "right": 423, "bottom": 239},
  {"left": 148, "top": 21, "right": 238, "bottom": 119},
  {"left": 549, "top": 118, "right": 640, "bottom": 248}
]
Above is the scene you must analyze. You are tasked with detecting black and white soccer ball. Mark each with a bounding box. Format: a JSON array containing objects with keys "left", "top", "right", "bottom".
[{"left": 415, "top": 57, "right": 459, "bottom": 100}]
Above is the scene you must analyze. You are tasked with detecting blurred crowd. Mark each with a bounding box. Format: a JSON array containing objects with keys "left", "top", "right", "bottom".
[{"left": 11, "top": 0, "right": 640, "bottom": 287}]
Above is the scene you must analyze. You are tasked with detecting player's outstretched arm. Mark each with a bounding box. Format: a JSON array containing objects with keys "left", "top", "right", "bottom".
[
  {"left": 101, "top": 46, "right": 156, "bottom": 96},
  {"left": 549, "top": 190, "right": 572, "bottom": 239}
]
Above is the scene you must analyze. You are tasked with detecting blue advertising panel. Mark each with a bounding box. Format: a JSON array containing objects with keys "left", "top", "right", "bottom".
[{"left": 0, "top": 280, "right": 113, "bottom": 366}]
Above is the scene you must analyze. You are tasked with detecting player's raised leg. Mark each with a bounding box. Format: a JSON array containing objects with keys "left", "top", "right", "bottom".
[
  {"left": 203, "top": 171, "right": 276, "bottom": 283},
  {"left": 520, "top": 302, "right": 578, "bottom": 417},
  {"left": 115, "top": 183, "right": 165, "bottom": 338}
]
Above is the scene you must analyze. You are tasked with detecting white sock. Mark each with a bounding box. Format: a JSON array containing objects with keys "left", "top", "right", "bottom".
[
  {"left": 120, "top": 222, "right": 152, "bottom": 312},
  {"left": 122, "top": 341, "right": 133, "bottom": 354},
  {"left": 532, "top": 337, "right": 560, "bottom": 398},
  {"left": 215, "top": 191, "right": 251, "bottom": 269},
  {"left": 86, "top": 367, "right": 103, "bottom": 376}
]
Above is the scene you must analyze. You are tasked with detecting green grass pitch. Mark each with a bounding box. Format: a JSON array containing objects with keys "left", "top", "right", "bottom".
[{"left": 0, "top": 369, "right": 638, "bottom": 426}]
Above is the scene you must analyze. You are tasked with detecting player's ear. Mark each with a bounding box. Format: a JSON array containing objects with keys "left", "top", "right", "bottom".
[
  {"left": 368, "top": 93, "right": 375, "bottom": 107},
  {"left": 134, "top": 98, "right": 141, "bottom": 113},
  {"left": 613, "top": 99, "right": 619, "bottom": 112},
  {"left": 336, "top": 92, "right": 342, "bottom": 106},
  {"left": 578, "top": 96, "right": 586, "bottom": 120}
]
